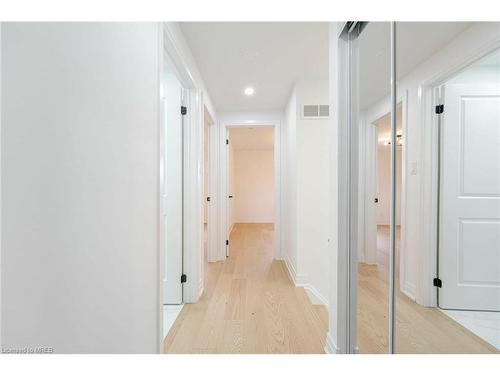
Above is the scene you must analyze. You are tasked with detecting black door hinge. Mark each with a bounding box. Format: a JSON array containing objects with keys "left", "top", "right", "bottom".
[
  {"left": 226, "top": 240, "right": 229, "bottom": 246},
  {"left": 226, "top": 139, "right": 229, "bottom": 145},
  {"left": 433, "top": 277, "right": 442, "bottom": 288},
  {"left": 181, "top": 106, "right": 187, "bottom": 115},
  {"left": 206, "top": 196, "right": 211, "bottom": 202},
  {"left": 435, "top": 104, "right": 444, "bottom": 114},
  {"left": 181, "top": 274, "right": 187, "bottom": 283}
]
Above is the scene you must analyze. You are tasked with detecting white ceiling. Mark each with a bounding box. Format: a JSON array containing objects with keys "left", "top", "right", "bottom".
[
  {"left": 180, "top": 22, "right": 329, "bottom": 112},
  {"left": 180, "top": 22, "right": 473, "bottom": 113},
  {"left": 359, "top": 22, "right": 472, "bottom": 109},
  {"left": 229, "top": 127, "right": 274, "bottom": 150}
]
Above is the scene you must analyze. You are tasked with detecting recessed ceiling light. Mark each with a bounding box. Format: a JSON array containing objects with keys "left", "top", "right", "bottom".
[{"left": 244, "top": 87, "right": 255, "bottom": 96}]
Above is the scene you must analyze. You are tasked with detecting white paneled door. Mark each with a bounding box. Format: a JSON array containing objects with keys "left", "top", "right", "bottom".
[
  {"left": 164, "top": 70, "right": 184, "bottom": 305},
  {"left": 439, "top": 83, "right": 500, "bottom": 311}
]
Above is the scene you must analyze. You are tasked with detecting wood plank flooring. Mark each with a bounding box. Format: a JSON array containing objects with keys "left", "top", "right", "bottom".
[
  {"left": 357, "top": 226, "right": 498, "bottom": 354},
  {"left": 163, "top": 223, "right": 328, "bottom": 354},
  {"left": 164, "top": 223, "right": 497, "bottom": 354}
]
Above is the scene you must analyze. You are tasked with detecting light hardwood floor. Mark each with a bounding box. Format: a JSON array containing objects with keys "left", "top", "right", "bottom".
[
  {"left": 357, "top": 225, "right": 498, "bottom": 354},
  {"left": 163, "top": 223, "right": 328, "bottom": 354}
]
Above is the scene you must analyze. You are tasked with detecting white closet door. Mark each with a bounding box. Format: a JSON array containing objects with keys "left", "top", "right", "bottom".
[
  {"left": 439, "top": 83, "right": 500, "bottom": 311},
  {"left": 164, "top": 72, "right": 184, "bottom": 305}
]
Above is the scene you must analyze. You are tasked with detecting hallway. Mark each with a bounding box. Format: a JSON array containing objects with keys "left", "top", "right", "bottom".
[{"left": 163, "top": 224, "right": 328, "bottom": 353}]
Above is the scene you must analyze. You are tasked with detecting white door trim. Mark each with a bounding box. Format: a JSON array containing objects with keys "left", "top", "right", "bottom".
[
  {"left": 329, "top": 22, "right": 356, "bottom": 354},
  {"left": 214, "top": 119, "right": 282, "bottom": 261},
  {"left": 419, "top": 40, "right": 500, "bottom": 307},
  {"left": 201, "top": 105, "right": 215, "bottom": 296},
  {"left": 160, "top": 24, "right": 205, "bottom": 353}
]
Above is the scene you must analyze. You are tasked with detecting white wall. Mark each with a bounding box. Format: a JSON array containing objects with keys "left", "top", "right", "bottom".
[
  {"left": 1, "top": 23, "right": 160, "bottom": 353},
  {"left": 296, "top": 80, "right": 330, "bottom": 305},
  {"left": 282, "top": 90, "right": 298, "bottom": 274},
  {"left": 233, "top": 149, "right": 274, "bottom": 223},
  {"left": 282, "top": 80, "right": 330, "bottom": 307},
  {"left": 376, "top": 148, "right": 402, "bottom": 226}
]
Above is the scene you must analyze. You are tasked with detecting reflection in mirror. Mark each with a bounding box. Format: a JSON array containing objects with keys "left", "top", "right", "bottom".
[
  {"left": 393, "top": 22, "right": 500, "bottom": 353},
  {"left": 356, "top": 21, "right": 392, "bottom": 354}
]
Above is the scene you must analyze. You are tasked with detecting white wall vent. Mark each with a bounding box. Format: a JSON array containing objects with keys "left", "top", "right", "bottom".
[{"left": 302, "top": 104, "right": 329, "bottom": 119}]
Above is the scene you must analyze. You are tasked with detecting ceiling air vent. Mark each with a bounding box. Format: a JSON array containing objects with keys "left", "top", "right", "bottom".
[{"left": 302, "top": 104, "right": 329, "bottom": 119}]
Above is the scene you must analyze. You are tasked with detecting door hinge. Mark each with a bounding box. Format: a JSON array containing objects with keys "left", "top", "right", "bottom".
[
  {"left": 181, "top": 274, "right": 187, "bottom": 283},
  {"left": 433, "top": 277, "right": 442, "bottom": 288},
  {"left": 181, "top": 106, "right": 187, "bottom": 115},
  {"left": 226, "top": 139, "right": 229, "bottom": 145},
  {"left": 226, "top": 240, "right": 229, "bottom": 246},
  {"left": 435, "top": 104, "right": 444, "bottom": 114},
  {"left": 206, "top": 196, "right": 211, "bottom": 202}
]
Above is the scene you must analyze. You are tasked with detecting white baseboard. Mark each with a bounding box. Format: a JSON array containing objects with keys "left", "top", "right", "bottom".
[
  {"left": 303, "top": 284, "right": 329, "bottom": 306},
  {"left": 283, "top": 256, "right": 328, "bottom": 307},
  {"left": 283, "top": 254, "right": 298, "bottom": 283},
  {"left": 401, "top": 281, "right": 416, "bottom": 301},
  {"left": 234, "top": 220, "right": 274, "bottom": 224},
  {"left": 295, "top": 273, "right": 308, "bottom": 285},
  {"left": 324, "top": 332, "right": 339, "bottom": 354}
]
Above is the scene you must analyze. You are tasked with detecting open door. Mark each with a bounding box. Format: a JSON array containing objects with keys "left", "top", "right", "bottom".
[
  {"left": 438, "top": 82, "right": 500, "bottom": 311},
  {"left": 163, "top": 69, "right": 185, "bottom": 305}
]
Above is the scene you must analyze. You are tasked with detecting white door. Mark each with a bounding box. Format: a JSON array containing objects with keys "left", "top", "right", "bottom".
[
  {"left": 439, "top": 83, "right": 500, "bottom": 311},
  {"left": 163, "top": 71, "right": 184, "bottom": 305}
]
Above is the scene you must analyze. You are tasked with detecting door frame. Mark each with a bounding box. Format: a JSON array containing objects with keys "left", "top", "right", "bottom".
[
  {"left": 201, "top": 105, "right": 215, "bottom": 295},
  {"left": 360, "top": 92, "right": 410, "bottom": 298},
  {"left": 216, "top": 119, "right": 282, "bottom": 261},
  {"left": 419, "top": 41, "right": 500, "bottom": 308},
  {"left": 158, "top": 24, "right": 206, "bottom": 350},
  {"left": 332, "top": 21, "right": 365, "bottom": 354}
]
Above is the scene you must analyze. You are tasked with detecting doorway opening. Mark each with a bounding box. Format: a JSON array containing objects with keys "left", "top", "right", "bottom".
[
  {"left": 373, "top": 104, "right": 403, "bottom": 284},
  {"left": 226, "top": 126, "right": 276, "bottom": 258},
  {"left": 160, "top": 54, "right": 186, "bottom": 337}
]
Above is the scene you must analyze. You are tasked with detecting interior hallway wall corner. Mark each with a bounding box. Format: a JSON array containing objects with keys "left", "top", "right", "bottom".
[{"left": 282, "top": 79, "right": 331, "bottom": 308}]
